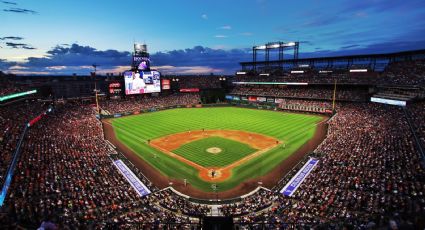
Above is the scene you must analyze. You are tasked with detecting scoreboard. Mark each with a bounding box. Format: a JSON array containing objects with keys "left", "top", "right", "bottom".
[{"left": 109, "top": 82, "right": 122, "bottom": 98}]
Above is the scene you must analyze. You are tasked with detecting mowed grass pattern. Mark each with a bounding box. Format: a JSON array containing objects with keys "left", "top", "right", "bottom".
[
  {"left": 172, "top": 136, "right": 257, "bottom": 167},
  {"left": 112, "top": 107, "right": 324, "bottom": 192}
]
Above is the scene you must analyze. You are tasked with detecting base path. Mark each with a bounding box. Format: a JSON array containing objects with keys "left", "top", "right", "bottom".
[{"left": 149, "top": 130, "right": 280, "bottom": 182}]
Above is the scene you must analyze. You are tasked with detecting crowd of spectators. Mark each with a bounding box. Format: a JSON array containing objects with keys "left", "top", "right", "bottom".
[
  {"left": 384, "top": 60, "right": 425, "bottom": 85},
  {"left": 0, "top": 82, "right": 29, "bottom": 97},
  {"left": 277, "top": 99, "right": 332, "bottom": 109},
  {"left": 219, "top": 189, "right": 277, "bottom": 217},
  {"left": 165, "top": 76, "right": 223, "bottom": 89},
  {"left": 1, "top": 92, "right": 425, "bottom": 228},
  {"left": 0, "top": 100, "right": 48, "bottom": 187},
  {"left": 155, "top": 189, "right": 210, "bottom": 217},
  {"left": 407, "top": 101, "right": 425, "bottom": 153},
  {"left": 239, "top": 103, "right": 425, "bottom": 228},
  {"left": 100, "top": 93, "right": 200, "bottom": 114},
  {"left": 234, "top": 72, "right": 379, "bottom": 85},
  {"left": 234, "top": 59, "right": 425, "bottom": 85},
  {"left": 230, "top": 85, "right": 369, "bottom": 101},
  {"left": 0, "top": 102, "right": 202, "bottom": 228}
]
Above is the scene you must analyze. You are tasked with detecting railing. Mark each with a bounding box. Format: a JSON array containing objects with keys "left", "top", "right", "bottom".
[
  {"left": 104, "top": 221, "right": 321, "bottom": 229},
  {"left": 99, "top": 104, "right": 204, "bottom": 119},
  {"left": 104, "top": 222, "right": 202, "bottom": 229},
  {"left": 403, "top": 107, "right": 425, "bottom": 166},
  {"left": 0, "top": 125, "right": 28, "bottom": 207},
  {"left": 233, "top": 222, "right": 328, "bottom": 229}
]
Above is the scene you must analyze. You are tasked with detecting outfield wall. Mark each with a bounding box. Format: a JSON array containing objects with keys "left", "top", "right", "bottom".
[{"left": 99, "top": 102, "right": 330, "bottom": 120}]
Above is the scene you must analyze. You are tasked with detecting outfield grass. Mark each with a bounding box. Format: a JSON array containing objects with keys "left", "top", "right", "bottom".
[
  {"left": 111, "top": 107, "right": 323, "bottom": 192},
  {"left": 172, "top": 136, "right": 257, "bottom": 167}
]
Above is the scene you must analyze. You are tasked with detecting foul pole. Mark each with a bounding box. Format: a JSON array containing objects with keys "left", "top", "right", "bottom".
[{"left": 95, "top": 82, "right": 100, "bottom": 114}]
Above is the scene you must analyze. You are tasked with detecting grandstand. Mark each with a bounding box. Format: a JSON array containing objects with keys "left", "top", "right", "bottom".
[{"left": 1, "top": 45, "right": 425, "bottom": 229}]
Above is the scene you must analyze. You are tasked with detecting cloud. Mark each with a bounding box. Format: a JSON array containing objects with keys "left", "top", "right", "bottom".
[
  {"left": 6, "top": 70, "right": 50, "bottom": 75},
  {"left": 0, "top": 58, "right": 17, "bottom": 70},
  {"left": 219, "top": 25, "right": 232, "bottom": 30},
  {"left": 341, "top": 44, "right": 360, "bottom": 49},
  {"left": 1, "top": 44, "right": 251, "bottom": 75},
  {"left": 5, "top": 42, "right": 36, "bottom": 49},
  {"left": 201, "top": 14, "right": 208, "bottom": 20},
  {"left": 214, "top": 35, "right": 228, "bottom": 38},
  {"left": 24, "top": 44, "right": 132, "bottom": 68},
  {"left": 152, "top": 65, "right": 224, "bottom": 75},
  {"left": 0, "top": 36, "right": 24, "bottom": 40},
  {"left": 8, "top": 65, "right": 28, "bottom": 70},
  {"left": 3, "top": 7, "right": 37, "bottom": 14},
  {"left": 45, "top": 66, "right": 67, "bottom": 71},
  {"left": 3, "top": 39, "right": 424, "bottom": 76},
  {"left": 0, "top": 0, "right": 17, "bottom": 5}
]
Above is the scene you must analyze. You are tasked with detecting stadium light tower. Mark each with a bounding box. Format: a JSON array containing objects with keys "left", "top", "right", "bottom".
[{"left": 252, "top": 41, "right": 299, "bottom": 72}]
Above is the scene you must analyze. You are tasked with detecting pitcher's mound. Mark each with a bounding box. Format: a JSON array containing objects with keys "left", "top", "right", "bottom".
[{"left": 206, "top": 147, "right": 222, "bottom": 154}]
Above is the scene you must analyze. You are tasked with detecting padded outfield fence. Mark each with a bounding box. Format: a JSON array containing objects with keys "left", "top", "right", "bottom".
[{"left": 99, "top": 101, "right": 330, "bottom": 120}]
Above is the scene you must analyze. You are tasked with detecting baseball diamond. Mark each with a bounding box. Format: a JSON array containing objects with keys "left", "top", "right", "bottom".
[{"left": 104, "top": 107, "right": 325, "bottom": 194}]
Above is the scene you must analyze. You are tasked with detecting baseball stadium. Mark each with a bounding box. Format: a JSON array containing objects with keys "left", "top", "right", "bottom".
[{"left": 1, "top": 1, "right": 425, "bottom": 229}]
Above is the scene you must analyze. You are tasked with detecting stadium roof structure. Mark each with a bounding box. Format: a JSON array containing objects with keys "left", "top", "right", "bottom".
[{"left": 241, "top": 49, "right": 425, "bottom": 72}]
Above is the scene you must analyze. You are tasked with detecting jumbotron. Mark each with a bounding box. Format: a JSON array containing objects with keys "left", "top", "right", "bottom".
[{"left": 1, "top": 42, "right": 425, "bottom": 229}]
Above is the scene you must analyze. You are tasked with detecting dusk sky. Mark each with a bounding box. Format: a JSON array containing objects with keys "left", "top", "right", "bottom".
[{"left": 1, "top": 0, "right": 425, "bottom": 75}]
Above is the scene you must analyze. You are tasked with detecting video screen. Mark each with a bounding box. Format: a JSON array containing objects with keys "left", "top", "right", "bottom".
[{"left": 124, "top": 70, "right": 161, "bottom": 95}]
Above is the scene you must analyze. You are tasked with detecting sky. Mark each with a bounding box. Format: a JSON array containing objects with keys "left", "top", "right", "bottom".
[{"left": 0, "top": 0, "right": 425, "bottom": 75}]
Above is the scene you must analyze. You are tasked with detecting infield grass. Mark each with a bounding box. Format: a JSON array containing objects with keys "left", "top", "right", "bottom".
[
  {"left": 172, "top": 136, "right": 257, "bottom": 167},
  {"left": 111, "top": 107, "right": 324, "bottom": 192}
]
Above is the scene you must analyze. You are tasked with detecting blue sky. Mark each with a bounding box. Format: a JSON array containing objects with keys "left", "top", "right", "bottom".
[{"left": 1, "top": 0, "right": 425, "bottom": 75}]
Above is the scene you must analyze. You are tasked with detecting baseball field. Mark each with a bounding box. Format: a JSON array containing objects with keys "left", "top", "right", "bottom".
[{"left": 105, "top": 107, "right": 324, "bottom": 193}]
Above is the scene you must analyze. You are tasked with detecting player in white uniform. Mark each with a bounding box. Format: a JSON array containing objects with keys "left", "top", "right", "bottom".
[{"left": 132, "top": 72, "right": 146, "bottom": 93}]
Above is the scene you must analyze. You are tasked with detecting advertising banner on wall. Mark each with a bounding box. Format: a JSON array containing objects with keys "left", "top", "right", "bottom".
[
  {"left": 280, "top": 158, "right": 319, "bottom": 196},
  {"left": 267, "top": 98, "right": 275, "bottom": 103},
  {"left": 257, "top": 97, "right": 267, "bottom": 102},
  {"left": 370, "top": 97, "right": 406, "bottom": 106},
  {"left": 248, "top": 96, "right": 257, "bottom": 102},
  {"left": 275, "top": 98, "right": 284, "bottom": 104},
  {"left": 180, "top": 88, "right": 200, "bottom": 92}
]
